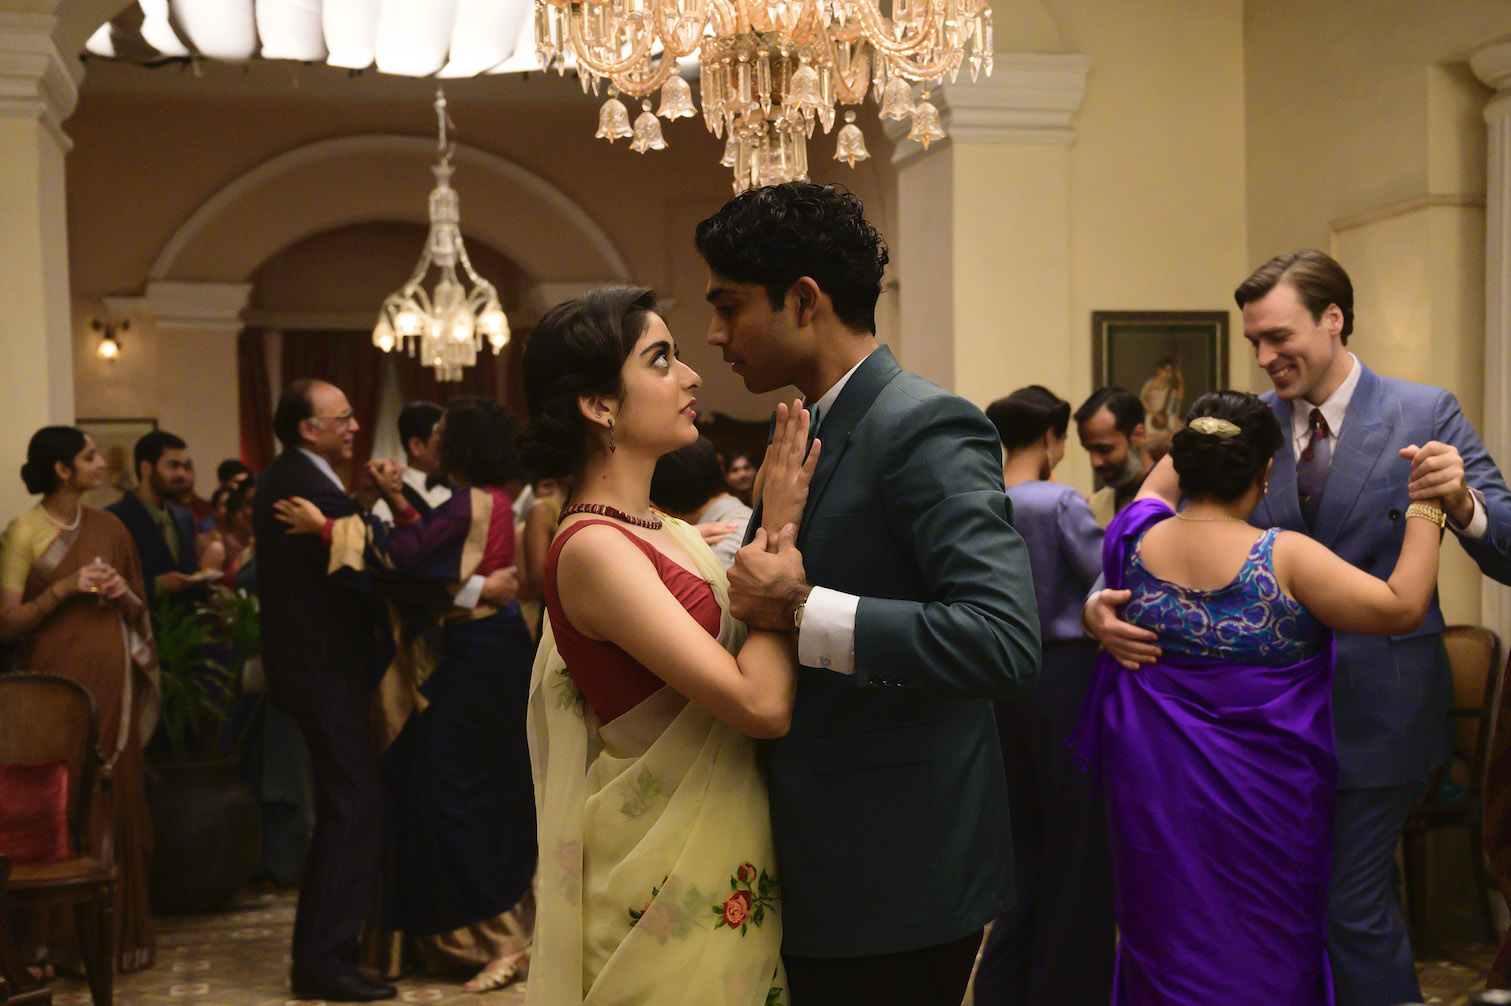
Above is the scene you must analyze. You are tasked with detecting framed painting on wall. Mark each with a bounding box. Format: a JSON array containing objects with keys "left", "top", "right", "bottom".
[
  {"left": 76, "top": 417, "right": 156, "bottom": 505},
  {"left": 1091, "top": 311, "right": 1228, "bottom": 444}
]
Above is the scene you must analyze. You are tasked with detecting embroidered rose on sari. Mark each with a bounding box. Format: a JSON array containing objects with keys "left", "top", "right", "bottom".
[
  {"left": 627, "top": 876, "right": 702, "bottom": 944},
  {"left": 712, "top": 864, "right": 778, "bottom": 935}
]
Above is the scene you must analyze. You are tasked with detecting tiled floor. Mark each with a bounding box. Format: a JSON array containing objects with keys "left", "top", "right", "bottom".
[
  {"left": 47, "top": 890, "right": 525, "bottom": 1006},
  {"left": 39, "top": 889, "right": 1501, "bottom": 1005}
]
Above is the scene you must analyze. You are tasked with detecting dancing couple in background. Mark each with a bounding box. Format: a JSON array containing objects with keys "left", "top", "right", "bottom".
[{"left": 1085, "top": 250, "right": 1511, "bottom": 1005}]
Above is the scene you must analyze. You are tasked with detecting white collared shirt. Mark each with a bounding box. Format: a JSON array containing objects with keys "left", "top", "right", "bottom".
[
  {"left": 1289, "top": 353, "right": 1363, "bottom": 460},
  {"left": 298, "top": 448, "right": 346, "bottom": 491},
  {"left": 792, "top": 348, "right": 877, "bottom": 676},
  {"left": 1289, "top": 353, "right": 1486, "bottom": 538}
]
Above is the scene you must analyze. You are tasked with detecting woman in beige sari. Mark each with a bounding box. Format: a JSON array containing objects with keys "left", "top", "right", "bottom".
[
  {"left": 521, "top": 287, "right": 814, "bottom": 1005},
  {"left": 0, "top": 426, "right": 159, "bottom": 973}
]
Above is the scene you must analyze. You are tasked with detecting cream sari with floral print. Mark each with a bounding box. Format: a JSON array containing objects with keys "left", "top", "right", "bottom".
[{"left": 526, "top": 516, "right": 786, "bottom": 1005}]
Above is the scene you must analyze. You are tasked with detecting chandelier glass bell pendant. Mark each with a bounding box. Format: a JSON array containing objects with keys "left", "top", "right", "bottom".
[
  {"left": 372, "top": 88, "right": 510, "bottom": 382},
  {"left": 535, "top": 0, "right": 992, "bottom": 192}
]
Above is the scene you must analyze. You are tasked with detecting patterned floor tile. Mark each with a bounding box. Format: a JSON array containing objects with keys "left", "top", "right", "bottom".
[{"left": 34, "top": 887, "right": 1500, "bottom": 1004}]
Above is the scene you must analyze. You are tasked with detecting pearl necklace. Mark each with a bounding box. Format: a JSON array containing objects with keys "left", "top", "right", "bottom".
[
  {"left": 42, "top": 501, "right": 82, "bottom": 532},
  {"left": 560, "top": 502, "right": 664, "bottom": 530}
]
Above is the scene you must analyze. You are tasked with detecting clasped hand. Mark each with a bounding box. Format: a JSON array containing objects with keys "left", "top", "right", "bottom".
[
  {"left": 1402, "top": 441, "right": 1472, "bottom": 525},
  {"left": 727, "top": 400, "right": 818, "bottom": 631},
  {"left": 71, "top": 562, "right": 126, "bottom": 601}
]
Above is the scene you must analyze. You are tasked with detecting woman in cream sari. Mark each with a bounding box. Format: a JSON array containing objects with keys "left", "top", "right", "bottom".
[{"left": 521, "top": 287, "right": 814, "bottom": 1005}]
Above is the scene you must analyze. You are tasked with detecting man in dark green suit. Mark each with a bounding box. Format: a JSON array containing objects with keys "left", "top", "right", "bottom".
[{"left": 696, "top": 182, "right": 1042, "bottom": 1006}]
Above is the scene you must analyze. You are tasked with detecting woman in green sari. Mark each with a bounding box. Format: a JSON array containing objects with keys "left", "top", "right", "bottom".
[{"left": 522, "top": 287, "right": 815, "bottom": 1005}]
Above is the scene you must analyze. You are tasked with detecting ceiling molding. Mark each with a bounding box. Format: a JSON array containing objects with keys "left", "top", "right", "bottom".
[
  {"left": 0, "top": 12, "right": 81, "bottom": 150},
  {"left": 105, "top": 279, "right": 253, "bottom": 332},
  {"left": 886, "top": 52, "right": 1090, "bottom": 168}
]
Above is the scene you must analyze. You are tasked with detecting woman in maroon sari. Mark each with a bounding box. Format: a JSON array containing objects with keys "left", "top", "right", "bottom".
[
  {"left": 1070, "top": 392, "right": 1443, "bottom": 1005},
  {"left": 0, "top": 426, "right": 159, "bottom": 973}
]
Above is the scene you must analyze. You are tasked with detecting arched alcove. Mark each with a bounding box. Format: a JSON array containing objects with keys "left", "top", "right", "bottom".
[{"left": 150, "top": 134, "right": 631, "bottom": 290}]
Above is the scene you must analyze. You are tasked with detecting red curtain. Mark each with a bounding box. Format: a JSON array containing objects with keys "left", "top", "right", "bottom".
[
  {"left": 279, "top": 331, "right": 385, "bottom": 484},
  {"left": 237, "top": 329, "right": 275, "bottom": 473}
]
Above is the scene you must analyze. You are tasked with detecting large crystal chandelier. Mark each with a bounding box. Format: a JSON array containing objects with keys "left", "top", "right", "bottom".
[
  {"left": 372, "top": 89, "right": 510, "bottom": 382},
  {"left": 536, "top": 0, "right": 991, "bottom": 191}
]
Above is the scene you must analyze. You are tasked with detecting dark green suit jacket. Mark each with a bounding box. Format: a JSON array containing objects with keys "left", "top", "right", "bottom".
[{"left": 753, "top": 346, "right": 1041, "bottom": 958}]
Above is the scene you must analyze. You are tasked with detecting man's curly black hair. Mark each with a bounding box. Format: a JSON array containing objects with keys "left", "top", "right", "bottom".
[{"left": 694, "top": 181, "right": 889, "bottom": 334}]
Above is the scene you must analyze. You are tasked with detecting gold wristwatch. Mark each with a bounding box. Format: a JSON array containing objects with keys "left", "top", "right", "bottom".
[
  {"left": 792, "top": 600, "right": 806, "bottom": 632},
  {"left": 1405, "top": 501, "right": 1447, "bottom": 529}
]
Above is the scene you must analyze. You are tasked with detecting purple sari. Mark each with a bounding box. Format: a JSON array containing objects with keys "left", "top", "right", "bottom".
[{"left": 1067, "top": 498, "right": 1337, "bottom": 1005}]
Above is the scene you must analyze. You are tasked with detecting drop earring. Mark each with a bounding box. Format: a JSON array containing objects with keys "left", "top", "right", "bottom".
[{"left": 608, "top": 418, "right": 616, "bottom": 453}]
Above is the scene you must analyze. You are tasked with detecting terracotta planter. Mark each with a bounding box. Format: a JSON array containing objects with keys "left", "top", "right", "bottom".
[{"left": 146, "top": 757, "right": 262, "bottom": 915}]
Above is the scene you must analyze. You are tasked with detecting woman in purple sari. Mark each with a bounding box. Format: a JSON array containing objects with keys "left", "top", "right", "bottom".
[{"left": 1069, "top": 391, "right": 1444, "bottom": 1005}]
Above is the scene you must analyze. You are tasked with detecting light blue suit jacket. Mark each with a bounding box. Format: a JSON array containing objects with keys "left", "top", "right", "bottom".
[{"left": 1253, "top": 363, "right": 1511, "bottom": 788}]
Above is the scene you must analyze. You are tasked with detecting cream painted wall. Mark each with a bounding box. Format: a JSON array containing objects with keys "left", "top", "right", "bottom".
[
  {"left": 1246, "top": 1, "right": 1511, "bottom": 625},
  {"left": 0, "top": 112, "right": 76, "bottom": 521},
  {"left": 1027, "top": 0, "right": 1248, "bottom": 498}
]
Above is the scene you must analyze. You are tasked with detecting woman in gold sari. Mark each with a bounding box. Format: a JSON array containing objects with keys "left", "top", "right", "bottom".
[
  {"left": 521, "top": 287, "right": 815, "bottom": 1005},
  {"left": 0, "top": 426, "right": 159, "bottom": 973}
]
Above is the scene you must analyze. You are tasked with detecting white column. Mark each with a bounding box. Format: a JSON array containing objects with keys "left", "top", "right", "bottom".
[
  {"left": 0, "top": 12, "right": 79, "bottom": 518},
  {"left": 889, "top": 54, "right": 1089, "bottom": 410},
  {"left": 1472, "top": 42, "right": 1511, "bottom": 647},
  {"left": 104, "top": 281, "right": 254, "bottom": 469}
]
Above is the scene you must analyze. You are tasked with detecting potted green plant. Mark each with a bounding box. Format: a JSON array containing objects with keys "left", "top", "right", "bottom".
[{"left": 145, "top": 588, "right": 263, "bottom": 915}]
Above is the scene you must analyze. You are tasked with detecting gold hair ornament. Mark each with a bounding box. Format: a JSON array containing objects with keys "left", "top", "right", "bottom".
[{"left": 1188, "top": 417, "right": 1241, "bottom": 438}]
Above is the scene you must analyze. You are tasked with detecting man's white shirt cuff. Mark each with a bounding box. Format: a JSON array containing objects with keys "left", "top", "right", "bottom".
[
  {"left": 797, "top": 586, "right": 859, "bottom": 675},
  {"left": 454, "top": 574, "right": 484, "bottom": 609},
  {"left": 1451, "top": 487, "right": 1489, "bottom": 540}
]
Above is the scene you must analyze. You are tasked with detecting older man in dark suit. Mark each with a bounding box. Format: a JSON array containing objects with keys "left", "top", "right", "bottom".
[
  {"left": 698, "top": 183, "right": 1042, "bottom": 1006},
  {"left": 254, "top": 379, "right": 393, "bottom": 1002}
]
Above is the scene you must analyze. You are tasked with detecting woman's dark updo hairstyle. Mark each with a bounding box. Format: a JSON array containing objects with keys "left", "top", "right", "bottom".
[
  {"left": 519, "top": 285, "right": 658, "bottom": 479},
  {"left": 21, "top": 426, "right": 87, "bottom": 496},
  {"left": 225, "top": 475, "right": 257, "bottom": 517},
  {"left": 440, "top": 397, "right": 520, "bottom": 487},
  {"left": 1170, "top": 391, "right": 1284, "bottom": 502}
]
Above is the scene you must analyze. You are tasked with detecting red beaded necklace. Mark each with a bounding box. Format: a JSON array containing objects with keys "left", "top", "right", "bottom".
[{"left": 560, "top": 502, "right": 664, "bottom": 530}]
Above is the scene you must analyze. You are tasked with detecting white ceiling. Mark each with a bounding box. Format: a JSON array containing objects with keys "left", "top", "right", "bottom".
[{"left": 86, "top": 0, "right": 542, "bottom": 78}]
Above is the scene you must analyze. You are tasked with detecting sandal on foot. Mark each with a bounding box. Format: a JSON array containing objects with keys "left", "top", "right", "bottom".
[{"left": 464, "top": 962, "right": 520, "bottom": 993}]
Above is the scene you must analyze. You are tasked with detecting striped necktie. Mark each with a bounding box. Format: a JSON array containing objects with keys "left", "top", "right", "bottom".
[{"left": 1296, "top": 408, "right": 1332, "bottom": 528}]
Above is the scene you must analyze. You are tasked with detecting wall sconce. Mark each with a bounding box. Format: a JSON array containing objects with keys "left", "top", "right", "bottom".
[{"left": 92, "top": 319, "right": 127, "bottom": 360}]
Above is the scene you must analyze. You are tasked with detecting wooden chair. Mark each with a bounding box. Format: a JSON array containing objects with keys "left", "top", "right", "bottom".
[
  {"left": 1402, "top": 625, "right": 1504, "bottom": 949},
  {"left": 0, "top": 673, "right": 115, "bottom": 1006},
  {"left": 0, "top": 855, "right": 52, "bottom": 1006}
]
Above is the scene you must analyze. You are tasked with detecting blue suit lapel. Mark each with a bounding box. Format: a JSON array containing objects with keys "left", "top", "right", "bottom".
[
  {"left": 1312, "top": 366, "right": 1392, "bottom": 548},
  {"left": 1258, "top": 396, "right": 1304, "bottom": 531}
]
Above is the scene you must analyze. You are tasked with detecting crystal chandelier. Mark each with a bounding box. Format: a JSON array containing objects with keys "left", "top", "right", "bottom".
[
  {"left": 536, "top": 0, "right": 991, "bottom": 191},
  {"left": 372, "top": 88, "right": 510, "bottom": 382}
]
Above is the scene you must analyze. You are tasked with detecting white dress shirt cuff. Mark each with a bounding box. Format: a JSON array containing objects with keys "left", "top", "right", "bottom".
[
  {"left": 1450, "top": 487, "right": 1489, "bottom": 540},
  {"left": 454, "top": 574, "right": 485, "bottom": 609},
  {"left": 797, "top": 586, "right": 859, "bottom": 675}
]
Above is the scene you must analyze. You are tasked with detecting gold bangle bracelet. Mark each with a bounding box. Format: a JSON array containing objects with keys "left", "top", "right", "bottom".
[{"left": 1405, "top": 502, "right": 1447, "bottom": 528}]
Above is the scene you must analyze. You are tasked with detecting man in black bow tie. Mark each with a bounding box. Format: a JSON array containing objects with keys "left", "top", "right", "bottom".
[{"left": 372, "top": 401, "right": 454, "bottom": 523}]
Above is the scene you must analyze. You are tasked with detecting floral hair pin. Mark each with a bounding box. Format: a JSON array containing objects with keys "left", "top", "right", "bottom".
[{"left": 1188, "top": 416, "right": 1241, "bottom": 437}]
